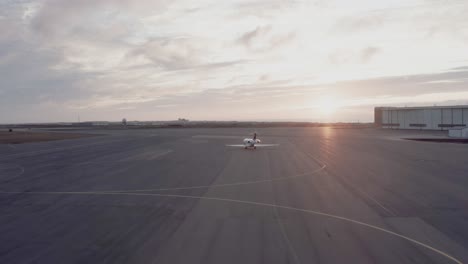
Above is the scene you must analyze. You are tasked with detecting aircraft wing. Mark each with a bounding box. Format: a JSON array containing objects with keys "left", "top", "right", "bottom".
[{"left": 225, "top": 144, "right": 279, "bottom": 147}]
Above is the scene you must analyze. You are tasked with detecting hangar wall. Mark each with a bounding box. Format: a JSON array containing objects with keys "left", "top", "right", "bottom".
[{"left": 374, "top": 106, "right": 468, "bottom": 130}]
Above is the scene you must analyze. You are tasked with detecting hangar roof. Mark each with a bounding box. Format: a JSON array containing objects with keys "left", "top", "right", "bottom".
[{"left": 375, "top": 105, "right": 468, "bottom": 110}]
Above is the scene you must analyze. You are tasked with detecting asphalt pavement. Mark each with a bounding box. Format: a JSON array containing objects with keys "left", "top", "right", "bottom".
[{"left": 0, "top": 127, "right": 467, "bottom": 263}]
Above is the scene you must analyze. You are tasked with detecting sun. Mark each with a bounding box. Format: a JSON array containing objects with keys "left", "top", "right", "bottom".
[{"left": 317, "top": 96, "right": 339, "bottom": 115}]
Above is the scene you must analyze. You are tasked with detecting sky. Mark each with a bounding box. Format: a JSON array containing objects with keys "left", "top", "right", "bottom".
[{"left": 1, "top": 0, "right": 468, "bottom": 123}]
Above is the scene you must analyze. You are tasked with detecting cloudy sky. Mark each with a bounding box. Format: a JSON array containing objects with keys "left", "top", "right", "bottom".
[{"left": 1, "top": 0, "right": 468, "bottom": 123}]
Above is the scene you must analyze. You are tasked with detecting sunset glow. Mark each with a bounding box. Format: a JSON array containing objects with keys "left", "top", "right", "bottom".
[
  {"left": 1, "top": 0, "right": 468, "bottom": 123},
  {"left": 316, "top": 96, "right": 340, "bottom": 116}
]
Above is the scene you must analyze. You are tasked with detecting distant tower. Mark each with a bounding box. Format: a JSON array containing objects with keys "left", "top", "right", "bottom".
[{"left": 122, "top": 118, "right": 127, "bottom": 126}]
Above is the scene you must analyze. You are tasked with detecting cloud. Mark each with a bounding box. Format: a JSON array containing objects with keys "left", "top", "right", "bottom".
[
  {"left": 31, "top": 0, "right": 171, "bottom": 37},
  {"left": 0, "top": 6, "right": 92, "bottom": 107},
  {"left": 236, "top": 25, "right": 295, "bottom": 52},
  {"left": 1, "top": 0, "right": 468, "bottom": 123},
  {"left": 332, "top": 13, "right": 385, "bottom": 33},
  {"left": 127, "top": 37, "right": 202, "bottom": 70},
  {"left": 360, "top": 46, "right": 381, "bottom": 62},
  {"left": 327, "top": 46, "right": 381, "bottom": 65},
  {"left": 113, "top": 67, "right": 468, "bottom": 121},
  {"left": 328, "top": 68, "right": 468, "bottom": 98},
  {"left": 237, "top": 25, "right": 272, "bottom": 47},
  {"left": 231, "top": 0, "right": 302, "bottom": 18}
]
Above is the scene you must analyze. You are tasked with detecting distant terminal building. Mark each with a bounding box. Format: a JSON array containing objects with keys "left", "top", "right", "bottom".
[{"left": 375, "top": 105, "right": 468, "bottom": 130}]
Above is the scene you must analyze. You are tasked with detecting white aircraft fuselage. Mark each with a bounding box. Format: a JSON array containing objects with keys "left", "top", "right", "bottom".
[
  {"left": 243, "top": 138, "right": 261, "bottom": 148},
  {"left": 225, "top": 133, "right": 277, "bottom": 149}
]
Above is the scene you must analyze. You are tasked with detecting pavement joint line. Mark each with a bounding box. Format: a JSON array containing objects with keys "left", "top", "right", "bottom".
[
  {"left": 8, "top": 144, "right": 17, "bottom": 150},
  {"left": 104, "top": 164, "right": 326, "bottom": 193},
  {"left": 0, "top": 163, "right": 25, "bottom": 178},
  {"left": 0, "top": 139, "right": 123, "bottom": 160},
  {"left": 75, "top": 149, "right": 174, "bottom": 165},
  {"left": 18, "top": 165, "right": 25, "bottom": 177},
  {"left": 303, "top": 140, "right": 398, "bottom": 217},
  {"left": 267, "top": 152, "right": 301, "bottom": 264},
  {"left": 318, "top": 142, "right": 398, "bottom": 216},
  {"left": 0, "top": 190, "right": 462, "bottom": 264},
  {"left": 273, "top": 198, "right": 301, "bottom": 264},
  {"left": 352, "top": 185, "right": 397, "bottom": 217},
  {"left": 119, "top": 150, "right": 173, "bottom": 162}
]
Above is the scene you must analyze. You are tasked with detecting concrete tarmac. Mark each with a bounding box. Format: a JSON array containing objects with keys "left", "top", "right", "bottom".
[{"left": 0, "top": 127, "right": 467, "bottom": 263}]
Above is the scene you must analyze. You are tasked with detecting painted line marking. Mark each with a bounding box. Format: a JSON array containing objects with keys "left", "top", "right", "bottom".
[{"left": 0, "top": 190, "right": 461, "bottom": 264}]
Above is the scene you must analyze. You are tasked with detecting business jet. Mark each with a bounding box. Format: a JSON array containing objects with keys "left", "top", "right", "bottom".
[{"left": 226, "top": 133, "right": 278, "bottom": 149}]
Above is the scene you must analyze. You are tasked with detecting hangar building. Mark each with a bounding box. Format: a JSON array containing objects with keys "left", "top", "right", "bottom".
[{"left": 374, "top": 105, "right": 468, "bottom": 130}]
